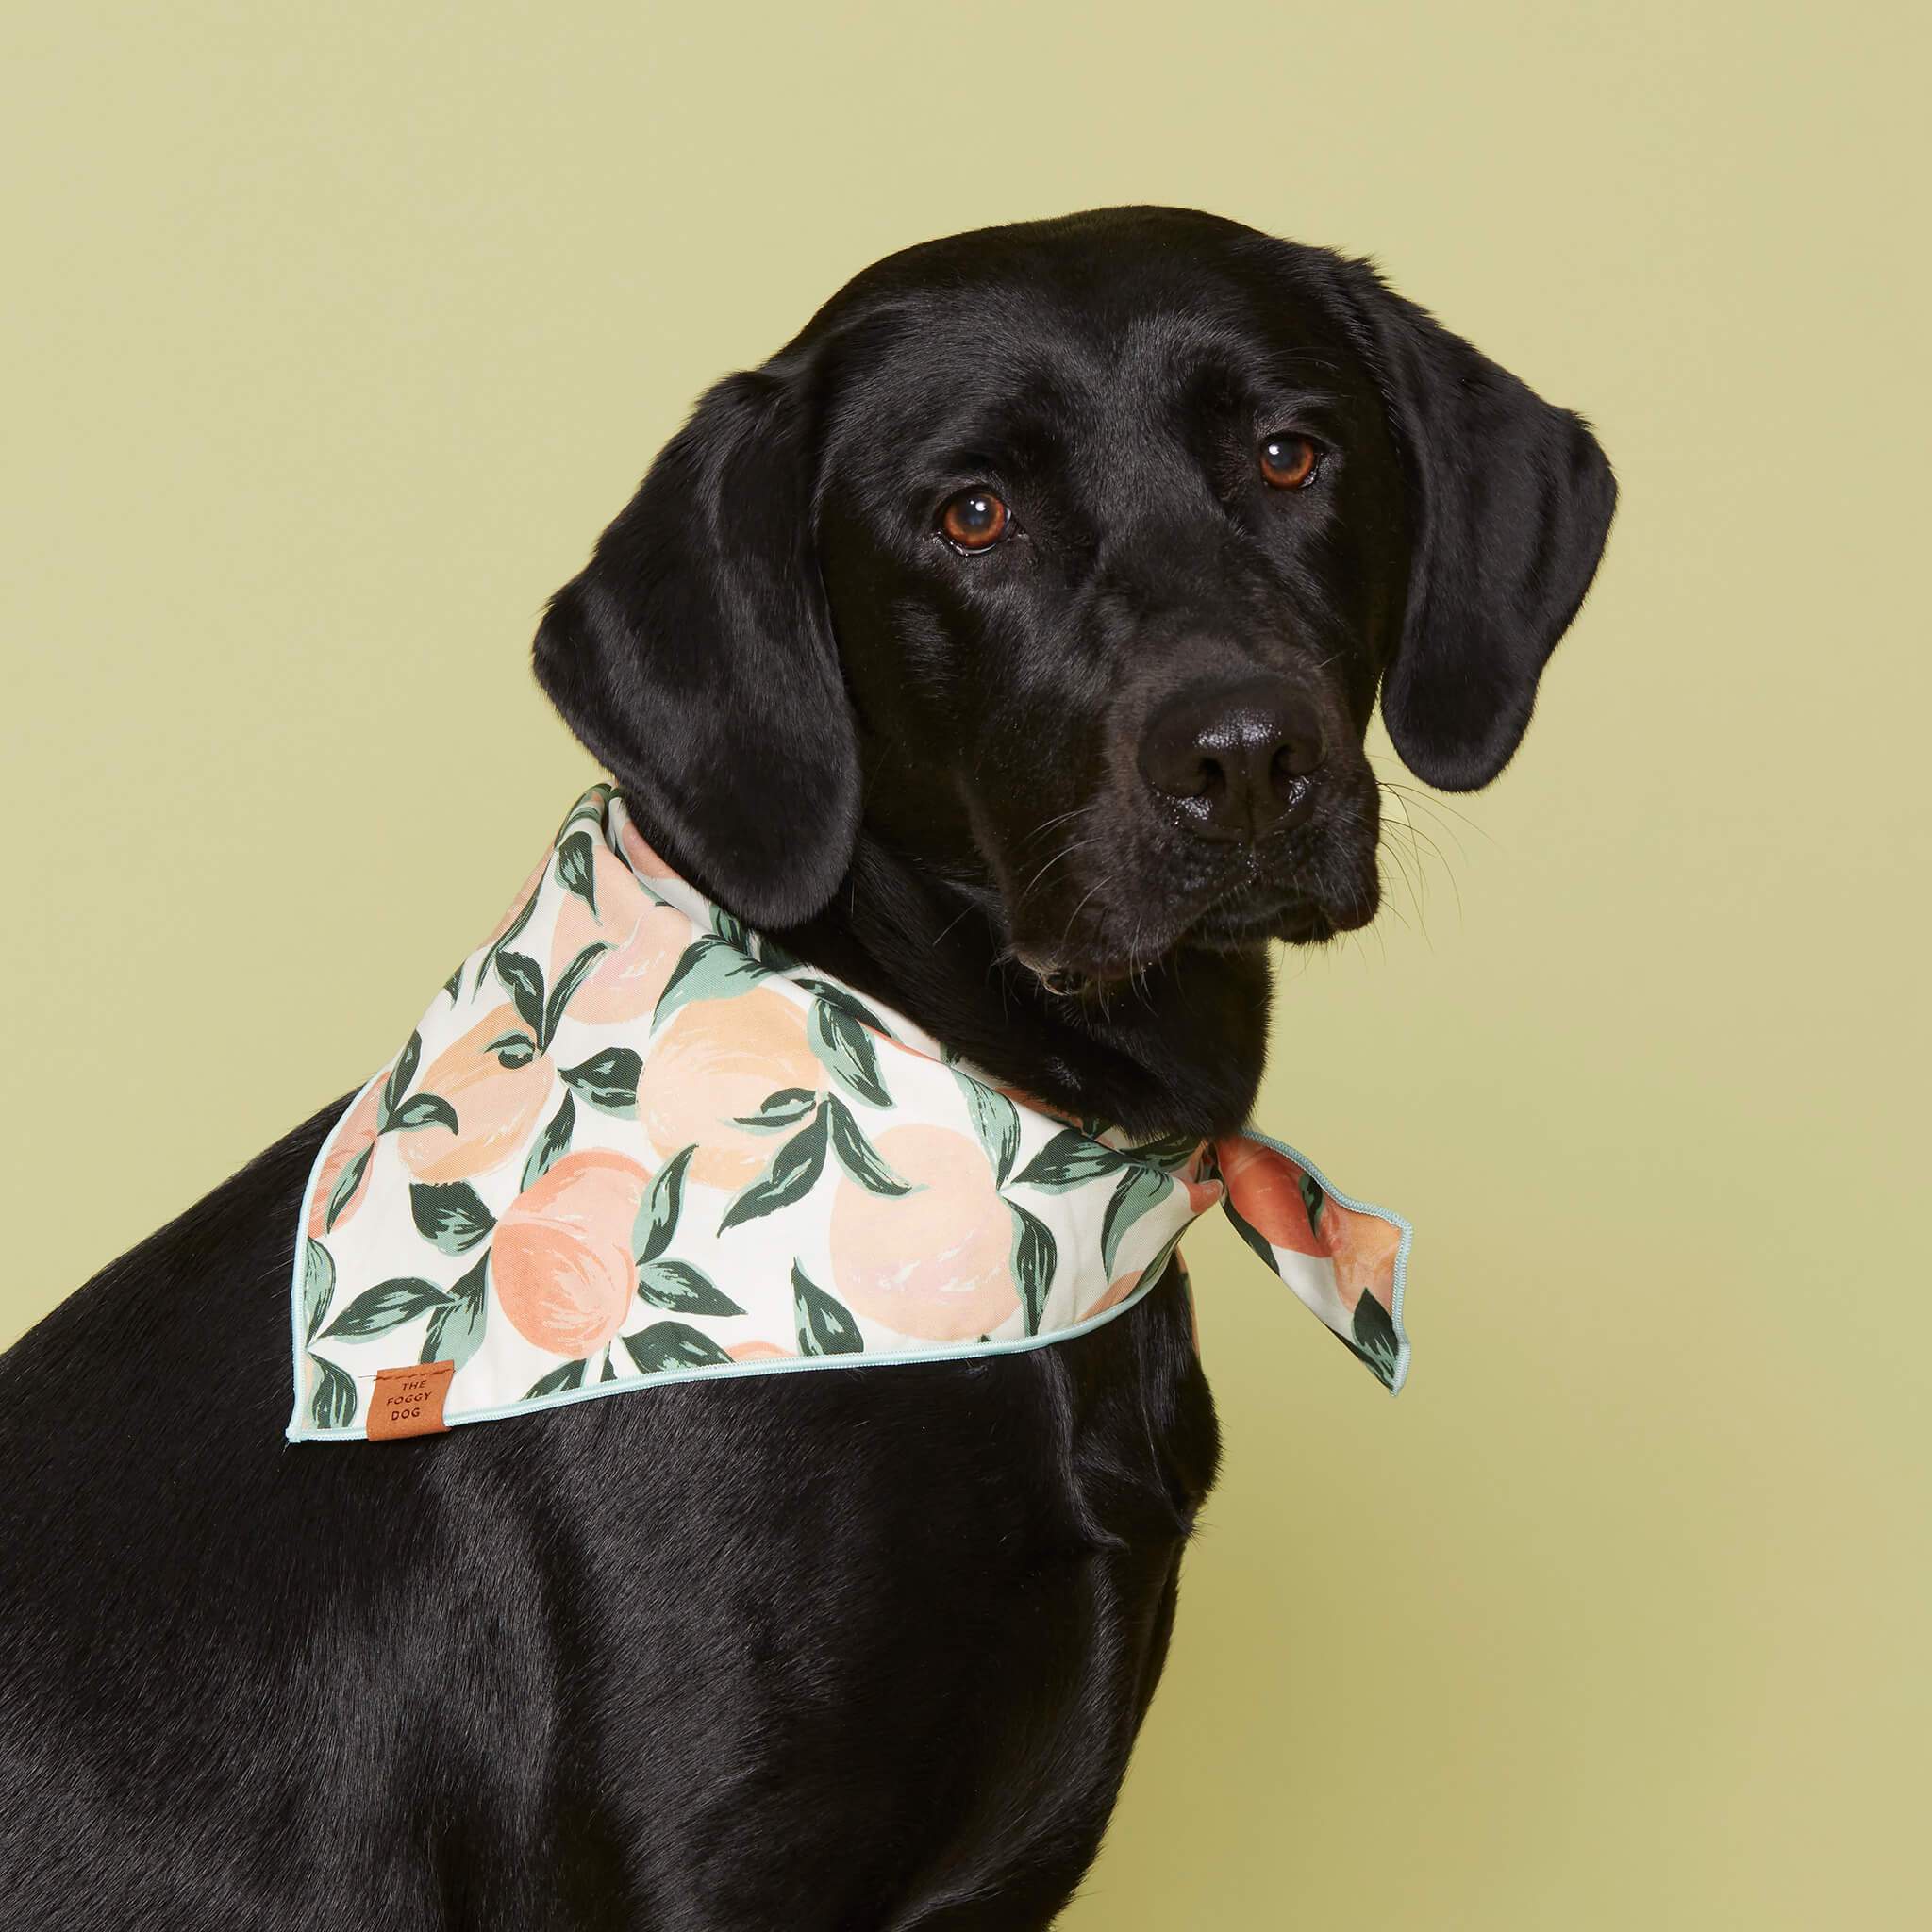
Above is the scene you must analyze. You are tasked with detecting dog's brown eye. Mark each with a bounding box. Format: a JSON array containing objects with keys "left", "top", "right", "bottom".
[
  {"left": 939, "top": 490, "right": 1009, "bottom": 552},
  {"left": 1259, "top": 434, "right": 1319, "bottom": 490}
]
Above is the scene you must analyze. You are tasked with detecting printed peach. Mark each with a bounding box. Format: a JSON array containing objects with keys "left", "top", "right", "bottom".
[
  {"left": 1183, "top": 1175, "right": 1224, "bottom": 1214},
  {"left": 550, "top": 845, "right": 690, "bottom": 1024},
  {"left": 1320, "top": 1202, "right": 1406, "bottom": 1316},
  {"left": 491, "top": 1150, "right": 652, "bottom": 1357},
  {"left": 639, "top": 986, "right": 821, "bottom": 1188},
  {"left": 1214, "top": 1136, "right": 1323, "bottom": 1256},
  {"left": 1078, "top": 1274, "right": 1142, "bottom": 1323},
  {"left": 397, "top": 1004, "right": 554, "bottom": 1185},
  {"left": 828, "top": 1124, "right": 1018, "bottom": 1341}
]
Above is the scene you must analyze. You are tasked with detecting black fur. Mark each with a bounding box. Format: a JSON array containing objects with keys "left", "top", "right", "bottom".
[
  {"left": 0, "top": 208, "right": 1613, "bottom": 1928},
  {"left": 537, "top": 208, "right": 1613, "bottom": 1137}
]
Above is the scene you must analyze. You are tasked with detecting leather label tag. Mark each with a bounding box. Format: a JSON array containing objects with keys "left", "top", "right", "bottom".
[{"left": 367, "top": 1360, "right": 455, "bottom": 1441}]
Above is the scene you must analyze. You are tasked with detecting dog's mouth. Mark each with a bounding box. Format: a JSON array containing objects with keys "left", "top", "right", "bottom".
[
  {"left": 984, "top": 754, "right": 1386, "bottom": 1003},
  {"left": 1008, "top": 865, "right": 1380, "bottom": 1000}
]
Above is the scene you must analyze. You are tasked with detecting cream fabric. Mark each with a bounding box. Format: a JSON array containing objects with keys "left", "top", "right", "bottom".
[{"left": 289, "top": 788, "right": 1409, "bottom": 1441}]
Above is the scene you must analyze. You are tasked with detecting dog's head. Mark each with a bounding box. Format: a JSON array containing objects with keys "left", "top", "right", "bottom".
[{"left": 536, "top": 208, "right": 1615, "bottom": 1128}]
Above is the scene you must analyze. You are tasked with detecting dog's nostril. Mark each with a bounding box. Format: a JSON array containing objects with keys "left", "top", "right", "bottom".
[
  {"left": 1274, "top": 735, "right": 1323, "bottom": 782},
  {"left": 1139, "top": 675, "right": 1327, "bottom": 841}
]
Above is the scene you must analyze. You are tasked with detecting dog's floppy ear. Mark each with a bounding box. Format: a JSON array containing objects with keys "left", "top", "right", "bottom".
[
  {"left": 533, "top": 358, "right": 859, "bottom": 926},
  {"left": 1341, "top": 267, "right": 1618, "bottom": 791}
]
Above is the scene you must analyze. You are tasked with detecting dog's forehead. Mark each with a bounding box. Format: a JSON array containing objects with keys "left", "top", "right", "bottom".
[{"left": 817, "top": 263, "right": 1347, "bottom": 463}]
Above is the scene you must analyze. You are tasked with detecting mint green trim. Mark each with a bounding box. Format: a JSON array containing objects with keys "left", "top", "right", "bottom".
[
  {"left": 286, "top": 1269, "right": 1168, "bottom": 1442},
  {"left": 285, "top": 1075, "right": 1169, "bottom": 1445},
  {"left": 1242, "top": 1128, "right": 1413, "bottom": 1395},
  {"left": 288, "top": 1099, "right": 1414, "bottom": 1441}
]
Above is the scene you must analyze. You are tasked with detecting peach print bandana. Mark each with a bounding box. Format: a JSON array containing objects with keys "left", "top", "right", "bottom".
[{"left": 288, "top": 787, "right": 1411, "bottom": 1441}]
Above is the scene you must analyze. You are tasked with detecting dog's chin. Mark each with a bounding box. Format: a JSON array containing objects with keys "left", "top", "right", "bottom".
[
  {"left": 1190, "top": 867, "right": 1381, "bottom": 949},
  {"left": 1010, "top": 863, "right": 1381, "bottom": 1000}
]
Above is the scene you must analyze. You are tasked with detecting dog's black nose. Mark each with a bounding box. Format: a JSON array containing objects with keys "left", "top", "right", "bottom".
[{"left": 1138, "top": 677, "right": 1326, "bottom": 840}]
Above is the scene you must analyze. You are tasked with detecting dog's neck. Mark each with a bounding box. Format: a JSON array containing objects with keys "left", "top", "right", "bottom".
[{"left": 771, "top": 830, "right": 1272, "bottom": 1140}]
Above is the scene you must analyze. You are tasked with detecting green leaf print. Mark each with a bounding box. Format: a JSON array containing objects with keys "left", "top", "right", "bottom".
[
  {"left": 709, "top": 904, "right": 749, "bottom": 950},
  {"left": 752, "top": 930, "right": 798, "bottom": 972},
  {"left": 1008, "top": 1202, "right": 1058, "bottom": 1337},
  {"left": 623, "top": 1322, "right": 734, "bottom": 1373},
  {"left": 792, "top": 1262, "right": 863, "bottom": 1357},
  {"left": 1134, "top": 1224, "right": 1191, "bottom": 1301},
  {"left": 791, "top": 976, "right": 890, "bottom": 1036},
  {"left": 556, "top": 827, "right": 598, "bottom": 915},
  {"left": 824, "top": 1094, "right": 914, "bottom": 1196},
  {"left": 1222, "top": 1192, "right": 1280, "bottom": 1273},
  {"left": 423, "top": 1255, "right": 489, "bottom": 1371},
  {"left": 555, "top": 787, "right": 608, "bottom": 842},
  {"left": 301, "top": 1237, "right": 336, "bottom": 1342},
  {"left": 1012, "top": 1129, "right": 1126, "bottom": 1192},
  {"left": 958, "top": 1076, "right": 1021, "bottom": 1187},
  {"left": 633, "top": 1144, "right": 695, "bottom": 1266},
  {"left": 718, "top": 1105, "right": 829, "bottom": 1232},
  {"left": 380, "top": 1031, "right": 422, "bottom": 1128},
  {"left": 1130, "top": 1130, "right": 1206, "bottom": 1172},
  {"left": 522, "top": 1092, "right": 576, "bottom": 1191},
  {"left": 324, "top": 1142, "right": 373, "bottom": 1233},
  {"left": 484, "top": 1029, "right": 539, "bottom": 1070},
  {"left": 1301, "top": 1171, "right": 1325, "bottom": 1234},
  {"left": 308, "top": 1354, "right": 358, "bottom": 1429},
  {"left": 322, "top": 1278, "right": 451, "bottom": 1340},
  {"left": 409, "top": 1182, "right": 496, "bottom": 1256},
  {"left": 807, "top": 1001, "right": 890, "bottom": 1108},
  {"left": 1350, "top": 1291, "right": 1400, "bottom": 1389},
  {"left": 441, "top": 963, "right": 463, "bottom": 1003},
  {"left": 494, "top": 948, "right": 546, "bottom": 1041},
  {"left": 559, "top": 1045, "right": 641, "bottom": 1114},
  {"left": 652, "top": 937, "right": 770, "bottom": 1030},
  {"left": 733, "top": 1087, "right": 819, "bottom": 1131},
  {"left": 636, "top": 1260, "right": 744, "bottom": 1318},
  {"left": 1100, "top": 1164, "right": 1174, "bottom": 1277},
  {"left": 525, "top": 1357, "right": 587, "bottom": 1398},
  {"left": 543, "top": 941, "right": 610, "bottom": 1045},
  {"left": 390, "top": 1091, "right": 459, "bottom": 1133},
  {"left": 478, "top": 876, "right": 541, "bottom": 996}
]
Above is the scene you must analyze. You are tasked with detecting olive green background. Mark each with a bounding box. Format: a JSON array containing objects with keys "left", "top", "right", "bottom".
[{"left": 4, "top": 4, "right": 1924, "bottom": 1924}]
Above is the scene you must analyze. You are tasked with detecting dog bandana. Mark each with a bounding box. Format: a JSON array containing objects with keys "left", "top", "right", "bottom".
[{"left": 287, "top": 787, "right": 1410, "bottom": 1441}]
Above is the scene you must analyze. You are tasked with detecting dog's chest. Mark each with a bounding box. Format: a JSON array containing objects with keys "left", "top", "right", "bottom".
[{"left": 481, "top": 1272, "right": 1218, "bottom": 1923}]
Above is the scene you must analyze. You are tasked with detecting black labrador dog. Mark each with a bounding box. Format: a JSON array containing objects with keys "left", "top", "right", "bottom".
[{"left": 0, "top": 208, "right": 1613, "bottom": 1928}]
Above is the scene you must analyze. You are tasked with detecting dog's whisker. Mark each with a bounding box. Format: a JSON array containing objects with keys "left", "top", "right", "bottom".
[
  {"left": 929, "top": 899, "right": 980, "bottom": 949},
  {"left": 1024, "top": 800, "right": 1104, "bottom": 845},
  {"left": 1022, "top": 833, "right": 1105, "bottom": 903},
  {"left": 1374, "top": 779, "right": 1476, "bottom": 865},
  {"left": 1367, "top": 766, "right": 1494, "bottom": 845},
  {"left": 1375, "top": 814, "right": 1428, "bottom": 918},
  {"left": 1372, "top": 784, "right": 1461, "bottom": 928},
  {"left": 1055, "top": 877, "right": 1110, "bottom": 962}
]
